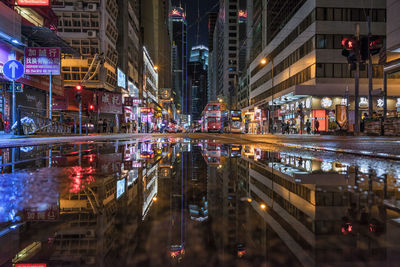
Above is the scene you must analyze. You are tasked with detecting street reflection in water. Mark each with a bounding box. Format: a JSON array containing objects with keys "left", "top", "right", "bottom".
[{"left": 1, "top": 138, "right": 400, "bottom": 266}]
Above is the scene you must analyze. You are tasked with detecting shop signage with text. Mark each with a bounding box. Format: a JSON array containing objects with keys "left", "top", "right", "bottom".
[
  {"left": 98, "top": 92, "right": 122, "bottom": 114},
  {"left": 124, "top": 97, "right": 143, "bottom": 106},
  {"left": 141, "top": 107, "right": 154, "bottom": 113}
]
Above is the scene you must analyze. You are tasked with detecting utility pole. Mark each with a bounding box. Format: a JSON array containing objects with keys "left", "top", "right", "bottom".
[
  {"left": 354, "top": 23, "right": 360, "bottom": 135},
  {"left": 367, "top": 16, "right": 373, "bottom": 117}
]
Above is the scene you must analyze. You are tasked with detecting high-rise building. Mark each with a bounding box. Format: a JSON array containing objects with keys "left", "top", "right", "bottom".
[
  {"left": 384, "top": 0, "right": 400, "bottom": 88},
  {"left": 244, "top": 0, "right": 399, "bottom": 134},
  {"left": 53, "top": 0, "right": 122, "bottom": 130},
  {"left": 169, "top": 6, "right": 187, "bottom": 114},
  {"left": 188, "top": 45, "right": 209, "bottom": 120},
  {"left": 117, "top": 0, "right": 142, "bottom": 126},
  {"left": 207, "top": 12, "right": 218, "bottom": 103},
  {"left": 237, "top": 2, "right": 250, "bottom": 109},
  {"left": 189, "top": 45, "right": 209, "bottom": 68},
  {"left": 141, "top": 0, "right": 172, "bottom": 94},
  {"left": 212, "top": 0, "right": 243, "bottom": 110}
]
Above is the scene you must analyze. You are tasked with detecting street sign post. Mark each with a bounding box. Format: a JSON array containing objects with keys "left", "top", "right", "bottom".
[{"left": 3, "top": 59, "right": 24, "bottom": 126}]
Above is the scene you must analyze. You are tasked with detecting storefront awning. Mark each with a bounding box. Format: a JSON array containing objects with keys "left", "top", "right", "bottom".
[{"left": 21, "top": 26, "right": 80, "bottom": 56}]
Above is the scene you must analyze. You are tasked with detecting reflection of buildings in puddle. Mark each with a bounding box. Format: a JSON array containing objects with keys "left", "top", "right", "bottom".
[
  {"left": 142, "top": 161, "right": 159, "bottom": 220},
  {"left": 207, "top": 156, "right": 249, "bottom": 258},
  {"left": 241, "top": 150, "right": 400, "bottom": 266}
]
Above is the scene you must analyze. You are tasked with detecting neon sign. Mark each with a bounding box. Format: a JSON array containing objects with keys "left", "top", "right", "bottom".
[
  {"left": 170, "top": 9, "right": 182, "bottom": 17},
  {"left": 17, "top": 0, "right": 49, "bottom": 6},
  {"left": 238, "top": 10, "right": 247, "bottom": 19}
]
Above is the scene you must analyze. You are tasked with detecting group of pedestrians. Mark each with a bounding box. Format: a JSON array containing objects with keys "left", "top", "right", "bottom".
[
  {"left": 281, "top": 118, "right": 320, "bottom": 135},
  {"left": 120, "top": 119, "right": 137, "bottom": 133}
]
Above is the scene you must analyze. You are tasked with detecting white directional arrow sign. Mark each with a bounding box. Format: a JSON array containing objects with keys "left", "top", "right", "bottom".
[
  {"left": 9, "top": 61, "right": 18, "bottom": 78},
  {"left": 3, "top": 60, "right": 24, "bottom": 80}
]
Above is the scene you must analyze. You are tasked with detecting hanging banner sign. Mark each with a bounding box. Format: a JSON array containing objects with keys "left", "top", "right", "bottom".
[{"left": 335, "top": 105, "right": 347, "bottom": 128}]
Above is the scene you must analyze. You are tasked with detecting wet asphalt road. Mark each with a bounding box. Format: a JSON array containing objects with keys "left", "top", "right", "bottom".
[{"left": 2, "top": 133, "right": 400, "bottom": 159}]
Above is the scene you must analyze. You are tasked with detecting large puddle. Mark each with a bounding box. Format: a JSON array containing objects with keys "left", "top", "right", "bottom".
[{"left": 1, "top": 138, "right": 400, "bottom": 266}]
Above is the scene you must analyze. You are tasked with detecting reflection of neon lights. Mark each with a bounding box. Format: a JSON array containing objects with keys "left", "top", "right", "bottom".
[
  {"left": 117, "top": 178, "right": 126, "bottom": 199},
  {"left": 140, "top": 153, "right": 154, "bottom": 159},
  {"left": 20, "top": 146, "right": 34, "bottom": 153},
  {"left": 69, "top": 166, "right": 95, "bottom": 193}
]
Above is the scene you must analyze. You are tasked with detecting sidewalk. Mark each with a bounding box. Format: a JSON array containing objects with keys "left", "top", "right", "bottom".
[{"left": 222, "top": 133, "right": 400, "bottom": 160}]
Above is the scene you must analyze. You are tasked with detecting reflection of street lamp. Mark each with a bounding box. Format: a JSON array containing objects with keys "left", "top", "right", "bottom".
[{"left": 260, "top": 203, "right": 267, "bottom": 210}]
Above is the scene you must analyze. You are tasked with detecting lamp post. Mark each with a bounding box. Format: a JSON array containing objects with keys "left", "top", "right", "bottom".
[{"left": 260, "top": 57, "right": 274, "bottom": 133}]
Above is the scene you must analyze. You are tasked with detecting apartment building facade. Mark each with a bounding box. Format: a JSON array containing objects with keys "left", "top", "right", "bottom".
[{"left": 244, "top": 0, "right": 399, "bottom": 134}]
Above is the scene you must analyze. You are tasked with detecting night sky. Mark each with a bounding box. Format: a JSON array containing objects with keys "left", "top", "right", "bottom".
[{"left": 172, "top": 0, "right": 219, "bottom": 51}]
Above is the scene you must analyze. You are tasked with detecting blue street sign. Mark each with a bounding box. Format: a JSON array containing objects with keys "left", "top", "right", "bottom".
[{"left": 3, "top": 60, "right": 24, "bottom": 80}]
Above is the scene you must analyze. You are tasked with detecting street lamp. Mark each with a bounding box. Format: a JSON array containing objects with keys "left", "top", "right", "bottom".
[
  {"left": 153, "top": 65, "right": 159, "bottom": 71},
  {"left": 260, "top": 58, "right": 267, "bottom": 65},
  {"left": 177, "top": 110, "right": 181, "bottom": 114},
  {"left": 218, "top": 98, "right": 223, "bottom": 103}
]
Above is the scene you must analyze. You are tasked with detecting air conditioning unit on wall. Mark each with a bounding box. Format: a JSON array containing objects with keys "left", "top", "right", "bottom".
[
  {"left": 87, "top": 3, "right": 97, "bottom": 11},
  {"left": 87, "top": 30, "right": 96, "bottom": 38}
]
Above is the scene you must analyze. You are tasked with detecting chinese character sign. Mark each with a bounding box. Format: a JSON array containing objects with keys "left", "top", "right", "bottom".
[
  {"left": 98, "top": 92, "right": 122, "bottom": 114},
  {"left": 23, "top": 203, "right": 59, "bottom": 221},
  {"left": 24, "top": 47, "right": 61, "bottom": 75}
]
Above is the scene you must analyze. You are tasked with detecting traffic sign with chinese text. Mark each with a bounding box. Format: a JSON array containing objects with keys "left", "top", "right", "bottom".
[{"left": 24, "top": 47, "right": 61, "bottom": 75}]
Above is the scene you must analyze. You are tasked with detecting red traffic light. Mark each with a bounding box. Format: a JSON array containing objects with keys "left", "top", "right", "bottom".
[
  {"left": 75, "top": 84, "right": 82, "bottom": 91},
  {"left": 342, "top": 38, "right": 355, "bottom": 50},
  {"left": 89, "top": 104, "right": 94, "bottom": 110}
]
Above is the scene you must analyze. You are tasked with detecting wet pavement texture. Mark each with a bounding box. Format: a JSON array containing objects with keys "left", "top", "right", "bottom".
[
  {"left": 217, "top": 134, "right": 400, "bottom": 158},
  {"left": 1, "top": 137, "right": 400, "bottom": 267}
]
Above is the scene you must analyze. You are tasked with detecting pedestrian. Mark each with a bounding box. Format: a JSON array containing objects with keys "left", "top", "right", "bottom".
[
  {"left": 110, "top": 120, "right": 114, "bottom": 133},
  {"left": 281, "top": 121, "right": 285, "bottom": 134},
  {"left": 286, "top": 121, "right": 290, "bottom": 134},
  {"left": 306, "top": 119, "right": 311, "bottom": 134},
  {"left": 361, "top": 113, "right": 368, "bottom": 133},
  {"left": 314, "top": 118, "right": 319, "bottom": 134},
  {"left": 0, "top": 113, "right": 4, "bottom": 134},
  {"left": 98, "top": 119, "right": 103, "bottom": 133},
  {"left": 103, "top": 119, "right": 107, "bottom": 133},
  {"left": 133, "top": 121, "right": 137, "bottom": 133}
]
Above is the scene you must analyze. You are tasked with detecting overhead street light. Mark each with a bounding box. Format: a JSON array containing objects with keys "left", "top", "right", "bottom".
[{"left": 260, "top": 58, "right": 267, "bottom": 65}]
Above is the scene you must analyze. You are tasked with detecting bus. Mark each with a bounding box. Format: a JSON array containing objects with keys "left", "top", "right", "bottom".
[
  {"left": 201, "top": 102, "right": 228, "bottom": 133},
  {"left": 201, "top": 142, "right": 221, "bottom": 165},
  {"left": 229, "top": 110, "right": 243, "bottom": 133}
]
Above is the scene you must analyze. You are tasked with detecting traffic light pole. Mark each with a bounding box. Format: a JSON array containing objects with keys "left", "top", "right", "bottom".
[
  {"left": 367, "top": 16, "right": 373, "bottom": 117},
  {"left": 79, "top": 99, "right": 82, "bottom": 134},
  {"left": 354, "top": 23, "right": 360, "bottom": 135}
]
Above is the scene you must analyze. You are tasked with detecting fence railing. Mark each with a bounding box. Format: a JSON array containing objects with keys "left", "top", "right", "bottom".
[{"left": 15, "top": 106, "right": 89, "bottom": 135}]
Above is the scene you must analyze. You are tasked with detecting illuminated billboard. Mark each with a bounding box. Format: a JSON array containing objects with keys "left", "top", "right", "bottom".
[{"left": 17, "top": 0, "right": 49, "bottom": 6}]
